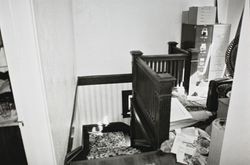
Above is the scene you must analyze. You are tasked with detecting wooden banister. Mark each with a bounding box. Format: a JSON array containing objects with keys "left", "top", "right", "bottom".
[
  {"left": 130, "top": 42, "right": 196, "bottom": 149},
  {"left": 130, "top": 50, "right": 176, "bottom": 149},
  {"left": 168, "top": 41, "right": 199, "bottom": 94}
]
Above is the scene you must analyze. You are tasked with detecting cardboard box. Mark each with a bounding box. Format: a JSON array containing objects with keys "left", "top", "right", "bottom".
[
  {"left": 182, "top": 11, "right": 189, "bottom": 24},
  {"left": 189, "top": 6, "right": 216, "bottom": 25}
]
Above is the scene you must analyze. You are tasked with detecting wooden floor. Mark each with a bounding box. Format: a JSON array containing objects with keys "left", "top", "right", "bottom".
[{"left": 71, "top": 151, "right": 179, "bottom": 165}]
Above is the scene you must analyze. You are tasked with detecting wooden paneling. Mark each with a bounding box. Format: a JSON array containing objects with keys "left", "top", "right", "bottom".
[{"left": 76, "top": 83, "right": 132, "bottom": 125}]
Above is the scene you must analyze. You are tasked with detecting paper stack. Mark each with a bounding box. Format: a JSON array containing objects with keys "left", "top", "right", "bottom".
[{"left": 170, "top": 98, "right": 195, "bottom": 130}]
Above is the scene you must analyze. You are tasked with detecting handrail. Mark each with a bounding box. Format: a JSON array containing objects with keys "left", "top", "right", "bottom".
[
  {"left": 141, "top": 53, "right": 189, "bottom": 60},
  {"left": 136, "top": 58, "right": 175, "bottom": 85}
]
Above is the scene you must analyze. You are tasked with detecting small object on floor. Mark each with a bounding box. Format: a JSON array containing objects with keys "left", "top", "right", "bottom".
[{"left": 191, "top": 92, "right": 198, "bottom": 96}]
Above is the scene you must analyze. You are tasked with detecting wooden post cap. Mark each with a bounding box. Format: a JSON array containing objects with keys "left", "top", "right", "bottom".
[
  {"left": 130, "top": 50, "right": 143, "bottom": 57},
  {"left": 168, "top": 41, "right": 178, "bottom": 47}
]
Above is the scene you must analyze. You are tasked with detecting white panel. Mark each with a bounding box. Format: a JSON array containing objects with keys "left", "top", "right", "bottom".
[
  {"left": 220, "top": 1, "right": 250, "bottom": 164},
  {"left": 32, "top": 0, "right": 76, "bottom": 164},
  {"left": 226, "top": 0, "right": 245, "bottom": 40},
  {"left": 76, "top": 83, "right": 132, "bottom": 126}
]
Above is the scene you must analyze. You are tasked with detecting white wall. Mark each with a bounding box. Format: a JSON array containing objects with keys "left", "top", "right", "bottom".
[
  {"left": 226, "top": 0, "right": 245, "bottom": 40},
  {"left": 73, "top": 0, "right": 215, "bottom": 76},
  {"left": 33, "top": 0, "right": 76, "bottom": 164},
  {"left": 220, "top": 0, "right": 250, "bottom": 164}
]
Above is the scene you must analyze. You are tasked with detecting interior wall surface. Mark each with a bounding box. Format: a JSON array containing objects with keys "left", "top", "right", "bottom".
[
  {"left": 73, "top": 0, "right": 215, "bottom": 76},
  {"left": 33, "top": 0, "right": 77, "bottom": 164},
  {"left": 226, "top": 0, "right": 245, "bottom": 40},
  {"left": 220, "top": 0, "right": 250, "bottom": 164}
]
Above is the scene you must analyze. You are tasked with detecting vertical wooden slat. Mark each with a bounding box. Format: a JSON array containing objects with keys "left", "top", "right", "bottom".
[
  {"left": 158, "top": 61, "right": 162, "bottom": 73},
  {"left": 160, "top": 61, "right": 164, "bottom": 73},
  {"left": 169, "top": 60, "right": 173, "bottom": 76},
  {"left": 166, "top": 61, "right": 170, "bottom": 73},
  {"left": 162, "top": 61, "right": 166, "bottom": 73},
  {"left": 149, "top": 60, "right": 152, "bottom": 69},
  {"left": 157, "top": 61, "right": 159, "bottom": 73},
  {"left": 153, "top": 61, "right": 157, "bottom": 72},
  {"left": 174, "top": 61, "right": 178, "bottom": 86},
  {"left": 174, "top": 61, "right": 177, "bottom": 83},
  {"left": 178, "top": 60, "right": 184, "bottom": 86}
]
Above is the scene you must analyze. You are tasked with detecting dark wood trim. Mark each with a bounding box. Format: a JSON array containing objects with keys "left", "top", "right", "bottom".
[
  {"left": 77, "top": 74, "right": 132, "bottom": 86},
  {"left": 168, "top": 41, "right": 199, "bottom": 94},
  {"left": 0, "top": 126, "right": 28, "bottom": 165},
  {"left": 65, "top": 146, "right": 83, "bottom": 165},
  {"left": 66, "top": 79, "right": 79, "bottom": 154},
  {"left": 141, "top": 54, "right": 189, "bottom": 60},
  {"left": 122, "top": 90, "right": 132, "bottom": 118},
  {"left": 0, "top": 71, "right": 9, "bottom": 80}
]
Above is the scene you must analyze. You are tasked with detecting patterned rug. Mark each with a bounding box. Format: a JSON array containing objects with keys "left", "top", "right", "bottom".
[{"left": 87, "top": 132, "right": 141, "bottom": 160}]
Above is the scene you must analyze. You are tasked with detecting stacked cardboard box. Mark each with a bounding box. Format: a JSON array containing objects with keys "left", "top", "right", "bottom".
[{"left": 182, "top": 6, "right": 216, "bottom": 25}]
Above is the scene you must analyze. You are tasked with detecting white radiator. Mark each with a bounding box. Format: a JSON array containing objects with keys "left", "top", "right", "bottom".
[{"left": 76, "top": 83, "right": 132, "bottom": 125}]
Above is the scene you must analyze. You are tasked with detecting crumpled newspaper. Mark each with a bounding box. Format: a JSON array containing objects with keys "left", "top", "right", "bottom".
[
  {"left": 160, "top": 128, "right": 210, "bottom": 165},
  {"left": 160, "top": 131, "right": 176, "bottom": 153}
]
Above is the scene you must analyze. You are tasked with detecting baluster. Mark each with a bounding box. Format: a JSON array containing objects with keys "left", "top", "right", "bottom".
[
  {"left": 153, "top": 61, "right": 157, "bottom": 72},
  {"left": 167, "top": 61, "right": 170, "bottom": 73},
  {"left": 158, "top": 61, "right": 162, "bottom": 73},
  {"left": 172, "top": 61, "right": 176, "bottom": 86},
  {"left": 175, "top": 61, "right": 179, "bottom": 86},
  {"left": 154, "top": 61, "right": 157, "bottom": 73},
  {"left": 158, "top": 61, "right": 160, "bottom": 73},
  {"left": 160, "top": 61, "right": 164, "bottom": 73},
  {"left": 161, "top": 61, "right": 164, "bottom": 73},
  {"left": 178, "top": 60, "right": 184, "bottom": 86},
  {"left": 169, "top": 60, "right": 173, "bottom": 76},
  {"left": 149, "top": 60, "right": 152, "bottom": 69},
  {"left": 162, "top": 60, "right": 166, "bottom": 73}
]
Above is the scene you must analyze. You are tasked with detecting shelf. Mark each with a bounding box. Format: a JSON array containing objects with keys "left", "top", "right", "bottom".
[{"left": 0, "top": 121, "right": 21, "bottom": 128}]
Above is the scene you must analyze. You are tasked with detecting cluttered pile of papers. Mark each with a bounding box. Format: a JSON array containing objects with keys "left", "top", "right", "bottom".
[{"left": 161, "top": 127, "right": 210, "bottom": 165}]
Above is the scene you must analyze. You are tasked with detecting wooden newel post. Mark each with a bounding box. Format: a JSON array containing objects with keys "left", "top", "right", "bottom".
[
  {"left": 184, "top": 48, "right": 199, "bottom": 94},
  {"left": 130, "top": 50, "right": 143, "bottom": 96},
  {"left": 168, "top": 41, "right": 178, "bottom": 54},
  {"left": 130, "top": 50, "right": 143, "bottom": 78},
  {"left": 130, "top": 50, "right": 143, "bottom": 60},
  {"left": 130, "top": 50, "right": 143, "bottom": 147}
]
